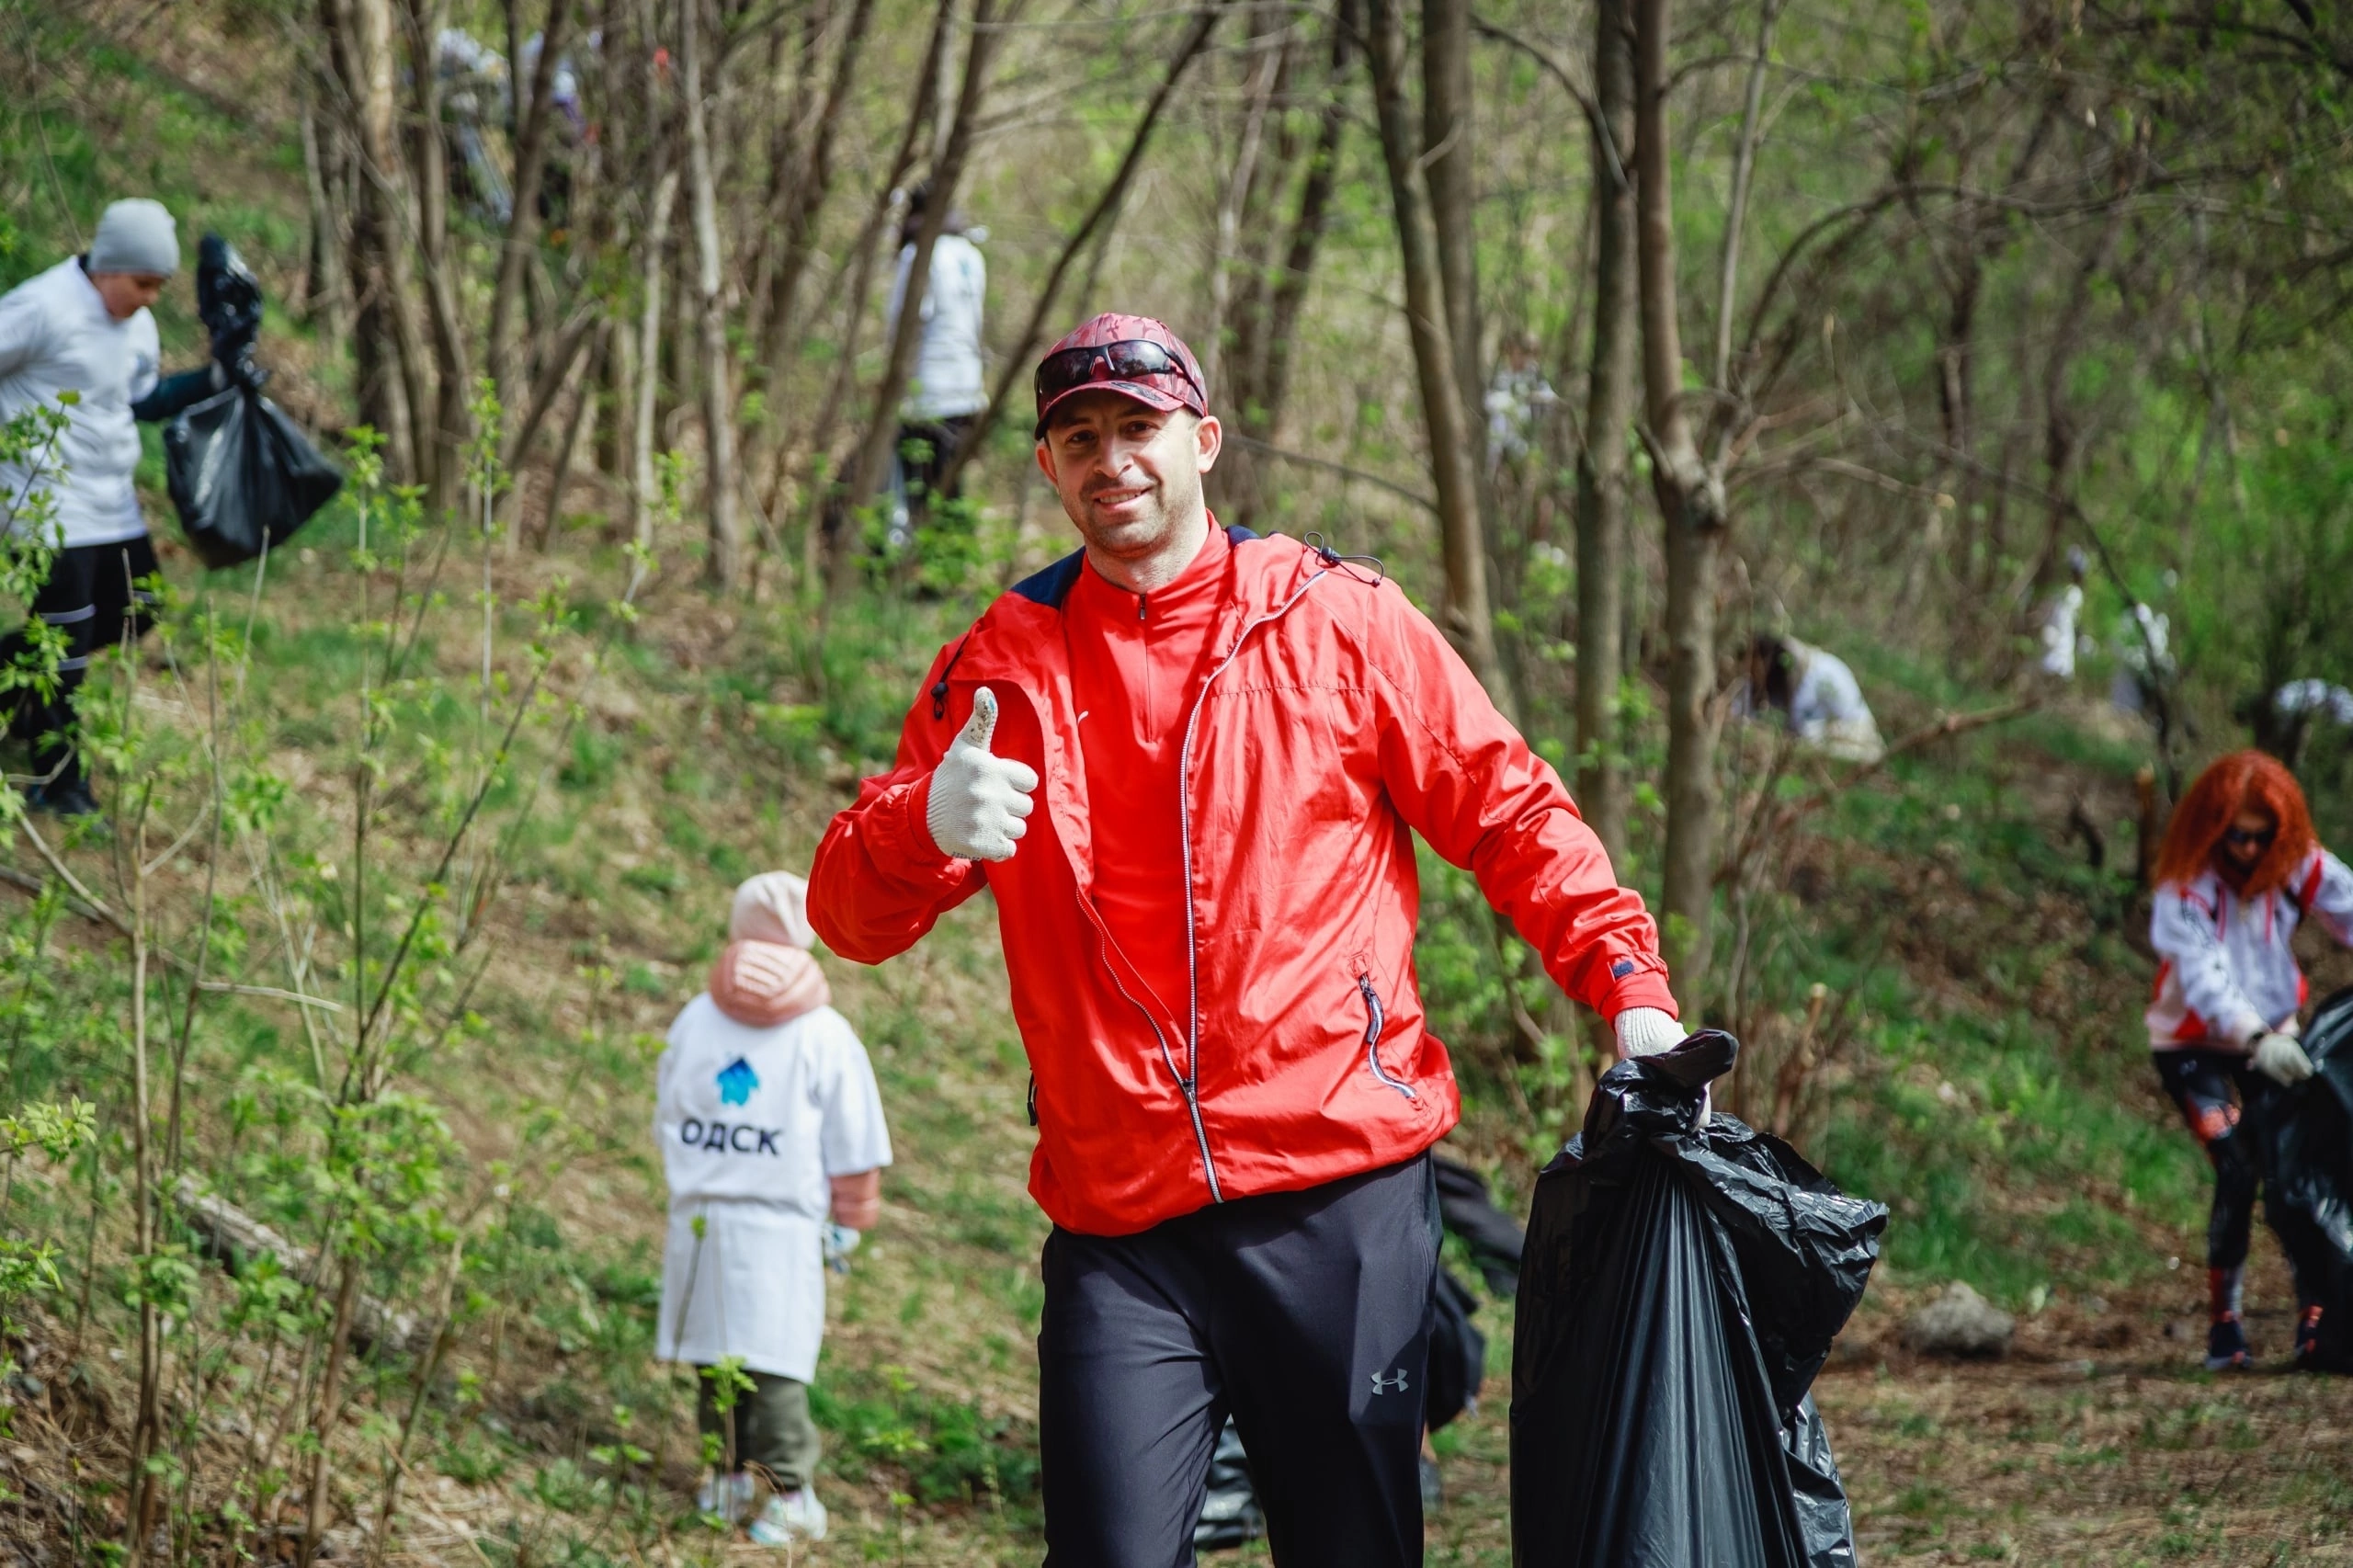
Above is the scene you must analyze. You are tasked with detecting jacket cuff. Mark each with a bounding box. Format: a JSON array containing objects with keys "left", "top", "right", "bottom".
[
  {"left": 1602, "top": 971, "right": 1680, "bottom": 1021},
  {"left": 872, "top": 772, "right": 961, "bottom": 877}
]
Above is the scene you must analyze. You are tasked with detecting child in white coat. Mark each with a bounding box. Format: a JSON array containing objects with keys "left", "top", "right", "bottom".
[{"left": 656, "top": 872, "right": 892, "bottom": 1545}]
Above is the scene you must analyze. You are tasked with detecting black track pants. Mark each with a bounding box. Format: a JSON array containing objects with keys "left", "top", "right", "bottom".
[
  {"left": 1039, "top": 1153, "right": 1441, "bottom": 1568},
  {"left": 2154, "top": 1048, "right": 2263, "bottom": 1270},
  {"left": 1, "top": 535, "right": 159, "bottom": 791}
]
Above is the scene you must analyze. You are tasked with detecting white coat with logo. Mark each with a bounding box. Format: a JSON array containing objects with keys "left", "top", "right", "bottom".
[{"left": 654, "top": 994, "right": 892, "bottom": 1382}]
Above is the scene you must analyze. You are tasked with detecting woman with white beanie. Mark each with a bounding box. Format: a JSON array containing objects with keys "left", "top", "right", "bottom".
[
  {"left": 0, "top": 199, "right": 233, "bottom": 816},
  {"left": 654, "top": 871, "right": 892, "bottom": 1546}
]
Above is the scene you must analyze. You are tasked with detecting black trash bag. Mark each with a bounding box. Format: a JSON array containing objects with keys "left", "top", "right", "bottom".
[
  {"left": 196, "top": 233, "right": 265, "bottom": 383},
  {"left": 1511, "top": 1030, "right": 1888, "bottom": 1568},
  {"left": 1191, "top": 1417, "right": 1264, "bottom": 1551},
  {"left": 2246, "top": 986, "right": 2353, "bottom": 1371},
  {"left": 165, "top": 387, "right": 342, "bottom": 570}
]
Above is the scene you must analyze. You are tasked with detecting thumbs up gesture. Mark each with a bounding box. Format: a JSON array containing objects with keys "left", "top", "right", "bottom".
[{"left": 925, "top": 687, "right": 1039, "bottom": 862}]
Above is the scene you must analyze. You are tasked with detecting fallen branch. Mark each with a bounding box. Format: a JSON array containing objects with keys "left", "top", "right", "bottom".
[{"left": 173, "top": 1176, "right": 417, "bottom": 1352}]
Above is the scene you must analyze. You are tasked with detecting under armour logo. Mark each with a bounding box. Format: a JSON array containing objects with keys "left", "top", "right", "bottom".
[{"left": 1370, "top": 1369, "right": 1410, "bottom": 1395}]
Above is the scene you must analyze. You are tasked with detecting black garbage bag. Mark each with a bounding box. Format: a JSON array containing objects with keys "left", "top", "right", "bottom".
[
  {"left": 2247, "top": 986, "right": 2353, "bottom": 1371},
  {"left": 164, "top": 386, "right": 342, "bottom": 570},
  {"left": 1512, "top": 1030, "right": 1888, "bottom": 1568},
  {"left": 196, "top": 233, "right": 265, "bottom": 379}
]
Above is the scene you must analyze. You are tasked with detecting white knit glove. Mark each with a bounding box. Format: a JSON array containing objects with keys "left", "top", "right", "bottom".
[
  {"left": 2253, "top": 1031, "right": 2316, "bottom": 1087},
  {"left": 1613, "top": 1006, "right": 1685, "bottom": 1059},
  {"left": 925, "top": 687, "right": 1037, "bottom": 862}
]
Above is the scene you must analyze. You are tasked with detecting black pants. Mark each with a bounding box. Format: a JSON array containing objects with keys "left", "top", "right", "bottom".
[
  {"left": 896, "top": 416, "right": 976, "bottom": 507},
  {"left": 2, "top": 535, "right": 159, "bottom": 791},
  {"left": 1039, "top": 1153, "right": 1440, "bottom": 1568}
]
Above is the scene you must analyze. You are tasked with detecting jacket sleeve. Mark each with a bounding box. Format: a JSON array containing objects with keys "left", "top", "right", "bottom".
[
  {"left": 2150, "top": 881, "right": 2266, "bottom": 1042},
  {"left": 2297, "top": 848, "right": 2353, "bottom": 948},
  {"left": 1358, "top": 581, "right": 1676, "bottom": 1021},
  {"left": 131, "top": 366, "right": 221, "bottom": 424},
  {"left": 808, "top": 639, "right": 988, "bottom": 964},
  {"left": 0, "top": 282, "right": 51, "bottom": 381}
]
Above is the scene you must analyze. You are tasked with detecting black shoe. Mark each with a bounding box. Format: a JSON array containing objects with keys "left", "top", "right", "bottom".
[
  {"left": 2204, "top": 1315, "right": 2253, "bottom": 1371},
  {"left": 27, "top": 778, "right": 101, "bottom": 819},
  {"left": 2290, "top": 1305, "right": 2334, "bottom": 1373}
]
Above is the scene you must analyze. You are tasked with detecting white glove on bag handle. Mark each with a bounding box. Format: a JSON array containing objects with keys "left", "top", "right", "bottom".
[
  {"left": 2253, "top": 1030, "right": 2316, "bottom": 1087},
  {"left": 926, "top": 687, "right": 1039, "bottom": 862},
  {"left": 1613, "top": 1006, "right": 1710, "bottom": 1125},
  {"left": 1613, "top": 1006, "right": 1685, "bottom": 1059}
]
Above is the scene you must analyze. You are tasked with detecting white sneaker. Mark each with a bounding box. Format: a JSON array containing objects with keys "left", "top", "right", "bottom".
[
  {"left": 747, "top": 1488, "right": 828, "bottom": 1546},
  {"left": 696, "top": 1470, "right": 756, "bottom": 1523}
]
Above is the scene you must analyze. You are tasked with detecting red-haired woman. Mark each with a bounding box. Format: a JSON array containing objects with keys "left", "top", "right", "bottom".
[{"left": 2148, "top": 750, "right": 2353, "bottom": 1369}]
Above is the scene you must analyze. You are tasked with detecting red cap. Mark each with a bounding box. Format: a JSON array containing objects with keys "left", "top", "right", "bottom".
[{"left": 1033, "top": 312, "right": 1208, "bottom": 437}]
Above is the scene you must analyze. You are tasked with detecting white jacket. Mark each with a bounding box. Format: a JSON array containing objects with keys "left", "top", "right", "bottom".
[
  {"left": 887, "top": 232, "right": 988, "bottom": 421},
  {"left": 2147, "top": 847, "right": 2353, "bottom": 1050},
  {"left": 654, "top": 995, "right": 892, "bottom": 1381},
  {"left": 0, "top": 257, "right": 161, "bottom": 548}
]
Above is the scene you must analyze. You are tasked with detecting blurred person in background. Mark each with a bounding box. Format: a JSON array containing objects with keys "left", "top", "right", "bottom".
[
  {"left": 883, "top": 184, "right": 988, "bottom": 544},
  {"left": 1738, "top": 632, "right": 1885, "bottom": 765},
  {"left": 2146, "top": 750, "right": 2353, "bottom": 1370},
  {"left": 0, "top": 199, "right": 252, "bottom": 817}
]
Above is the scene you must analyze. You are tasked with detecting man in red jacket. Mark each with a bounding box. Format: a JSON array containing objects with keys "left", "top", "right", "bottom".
[{"left": 811, "top": 313, "right": 1685, "bottom": 1565}]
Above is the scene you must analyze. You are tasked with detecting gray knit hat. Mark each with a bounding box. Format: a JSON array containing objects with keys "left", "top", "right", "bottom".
[{"left": 86, "top": 199, "right": 179, "bottom": 278}]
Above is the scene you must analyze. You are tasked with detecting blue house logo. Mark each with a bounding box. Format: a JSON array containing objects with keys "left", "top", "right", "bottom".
[{"left": 716, "top": 1057, "right": 760, "bottom": 1107}]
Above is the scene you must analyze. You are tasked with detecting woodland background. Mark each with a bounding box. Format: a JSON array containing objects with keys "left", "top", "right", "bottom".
[{"left": 2, "top": 0, "right": 2353, "bottom": 1561}]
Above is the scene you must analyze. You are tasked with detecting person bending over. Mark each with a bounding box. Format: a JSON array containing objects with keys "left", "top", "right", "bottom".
[
  {"left": 0, "top": 199, "right": 255, "bottom": 816},
  {"left": 811, "top": 312, "right": 1686, "bottom": 1566},
  {"left": 2147, "top": 750, "right": 2353, "bottom": 1369}
]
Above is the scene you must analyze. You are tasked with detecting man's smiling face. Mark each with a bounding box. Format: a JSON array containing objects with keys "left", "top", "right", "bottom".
[{"left": 1034, "top": 391, "right": 1222, "bottom": 567}]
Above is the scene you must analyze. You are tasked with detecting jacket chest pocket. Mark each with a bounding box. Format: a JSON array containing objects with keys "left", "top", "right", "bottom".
[{"left": 1356, "top": 972, "right": 1415, "bottom": 1099}]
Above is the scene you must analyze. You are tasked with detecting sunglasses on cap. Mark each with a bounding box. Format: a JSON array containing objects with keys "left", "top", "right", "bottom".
[{"left": 1034, "top": 340, "right": 1205, "bottom": 412}]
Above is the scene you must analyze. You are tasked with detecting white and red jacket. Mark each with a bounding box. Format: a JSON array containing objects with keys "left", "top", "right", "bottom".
[
  {"left": 812, "top": 528, "right": 1675, "bottom": 1235},
  {"left": 2147, "top": 847, "right": 2353, "bottom": 1050}
]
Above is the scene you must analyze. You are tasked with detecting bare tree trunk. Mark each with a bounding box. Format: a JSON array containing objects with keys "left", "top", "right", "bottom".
[
  {"left": 297, "top": 66, "right": 351, "bottom": 341},
  {"left": 788, "top": 0, "right": 954, "bottom": 571},
  {"left": 489, "top": 0, "right": 574, "bottom": 425},
  {"left": 680, "top": 0, "right": 742, "bottom": 586},
  {"left": 1710, "top": 0, "right": 1780, "bottom": 395},
  {"left": 1422, "top": 0, "right": 1483, "bottom": 469},
  {"left": 401, "top": 0, "right": 474, "bottom": 519},
  {"left": 631, "top": 172, "right": 680, "bottom": 546},
  {"left": 1635, "top": 0, "right": 1728, "bottom": 1017},
  {"left": 325, "top": 0, "right": 436, "bottom": 490},
  {"left": 1219, "top": 0, "right": 1352, "bottom": 527},
  {"left": 1573, "top": 0, "right": 1636, "bottom": 866},
  {"left": 1364, "top": 0, "right": 1513, "bottom": 717},
  {"left": 123, "top": 810, "right": 160, "bottom": 1564},
  {"left": 842, "top": 0, "right": 1008, "bottom": 518},
  {"left": 540, "top": 324, "right": 602, "bottom": 548},
  {"left": 755, "top": 0, "right": 879, "bottom": 401},
  {"left": 936, "top": 0, "right": 1226, "bottom": 495},
  {"left": 1203, "top": 14, "right": 1281, "bottom": 400}
]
